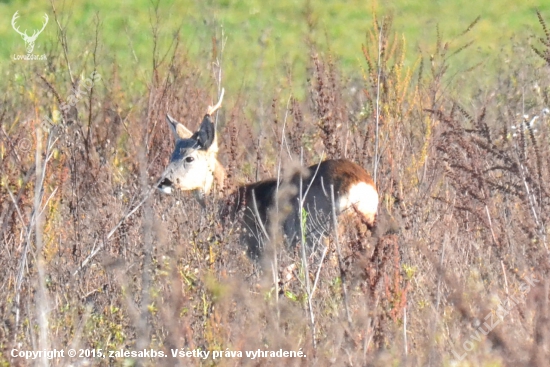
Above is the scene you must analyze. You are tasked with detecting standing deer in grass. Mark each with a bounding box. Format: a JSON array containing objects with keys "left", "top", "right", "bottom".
[{"left": 158, "top": 90, "right": 379, "bottom": 259}]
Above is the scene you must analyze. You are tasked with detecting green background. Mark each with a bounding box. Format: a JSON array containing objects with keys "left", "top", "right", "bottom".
[{"left": 0, "top": 0, "right": 548, "bottom": 97}]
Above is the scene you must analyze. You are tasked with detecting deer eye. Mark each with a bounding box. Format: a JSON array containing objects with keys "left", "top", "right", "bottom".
[{"left": 185, "top": 156, "right": 195, "bottom": 163}]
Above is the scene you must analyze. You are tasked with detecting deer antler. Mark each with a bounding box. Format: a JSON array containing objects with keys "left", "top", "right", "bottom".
[
  {"left": 11, "top": 12, "right": 48, "bottom": 40},
  {"left": 29, "top": 14, "right": 49, "bottom": 40},
  {"left": 207, "top": 88, "right": 225, "bottom": 116},
  {"left": 11, "top": 11, "right": 27, "bottom": 37}
]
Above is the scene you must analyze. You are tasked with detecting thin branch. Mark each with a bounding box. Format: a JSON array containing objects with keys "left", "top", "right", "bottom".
[
  {"left": 73, "top": 178, "right": 163, "bottom": 276},
  {"left": 373, "top": 23, "right": 383, "bottom": 185},
  {"left": 330, "top": 184, "right": 351, "bottom": 325},
  {"left": 50, "top": 1, "right": 74, "bottom": 85}
]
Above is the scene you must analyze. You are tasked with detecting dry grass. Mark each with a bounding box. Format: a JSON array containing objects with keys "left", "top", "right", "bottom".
[{"left": 1, "top": 8, "right": 550, "bottom": 367}]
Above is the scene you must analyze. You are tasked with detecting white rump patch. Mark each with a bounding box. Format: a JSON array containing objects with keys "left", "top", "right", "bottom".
[
  {"left": 338, "top": 182, "right": 379, "bottom": 225},
  {"left": 157, "top": 185, "right": 173, "bottom": 195}
]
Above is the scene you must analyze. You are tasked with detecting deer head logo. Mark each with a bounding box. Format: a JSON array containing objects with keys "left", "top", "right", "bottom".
[{"left": 11, "top": 11, "right": 49, "bottom": 54}]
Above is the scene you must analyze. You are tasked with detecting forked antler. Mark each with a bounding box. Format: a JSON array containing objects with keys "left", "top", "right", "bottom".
[
  {"left": 33, "top": 14, "right": 49, "bottom": 39},
  {"left": 207, "top": 88, "right": 225, "bottom": 116},
  {"left": 11, "top": 12, "right": 25, "bottom": 37},
  {"left": 11, "top": 11, "right": 48, "bottom": 40}
]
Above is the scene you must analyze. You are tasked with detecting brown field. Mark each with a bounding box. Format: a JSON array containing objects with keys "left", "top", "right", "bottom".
[{"left": 2, "top": 9, "right": 550, "bottom": 367}]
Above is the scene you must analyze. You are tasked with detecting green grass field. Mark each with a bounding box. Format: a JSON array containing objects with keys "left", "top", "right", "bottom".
[{"left": 1, "top": 0, "right": 548, "bottom": 98}]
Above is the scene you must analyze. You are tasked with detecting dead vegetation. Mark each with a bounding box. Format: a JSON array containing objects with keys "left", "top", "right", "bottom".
[{"left": 1, "top": 8, "right": 550, "bottom": 367}]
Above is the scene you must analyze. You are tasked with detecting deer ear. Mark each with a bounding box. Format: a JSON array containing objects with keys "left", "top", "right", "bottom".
[
  {"left": 196, "top": 115, "right": 215, "bottom": 150},
  {"left": 166, "top": 114, "right": 193, "bottom": 140}
]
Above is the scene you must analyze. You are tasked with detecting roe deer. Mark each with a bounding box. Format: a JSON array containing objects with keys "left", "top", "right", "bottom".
[{"left": 158, "top": 90, "right": 379, "bottom": 260}]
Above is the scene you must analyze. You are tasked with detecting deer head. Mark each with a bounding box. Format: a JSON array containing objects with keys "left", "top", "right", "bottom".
[
  {"left": 158, "top": 89, "right": 225, "bottom": 197},
  {"left": 12, "top": 11, "right": 49, "bottom": 54}
]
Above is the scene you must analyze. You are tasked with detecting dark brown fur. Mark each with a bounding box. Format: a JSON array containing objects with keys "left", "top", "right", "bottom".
[
  {"left": 222, "top": 159, "right": 376, "bottom": 260},
  {"left": 160, "top": 111, "right": 378, "bottom": 260}
]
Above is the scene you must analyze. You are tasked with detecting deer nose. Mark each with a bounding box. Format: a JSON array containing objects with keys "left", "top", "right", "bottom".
[{"left": 158, "top": 178, "right": 173, "bottom": 194}]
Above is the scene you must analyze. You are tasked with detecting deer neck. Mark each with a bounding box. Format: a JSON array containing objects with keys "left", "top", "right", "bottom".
[
  {"left": 195, "top": 159, "right": 227, "bottom": 206},
  {"left": 213, "top": 160, "right": 227, "bottom": 195}
]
